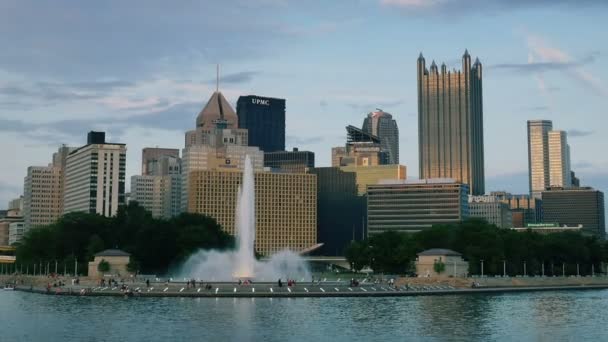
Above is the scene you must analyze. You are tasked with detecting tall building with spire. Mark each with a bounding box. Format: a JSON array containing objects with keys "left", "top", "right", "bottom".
[
  {"left": 362, "top": 109, "right": 399, "bottom": 164},
  {"left": 417, "top": 50, "right": 485, "bottom": 195}
]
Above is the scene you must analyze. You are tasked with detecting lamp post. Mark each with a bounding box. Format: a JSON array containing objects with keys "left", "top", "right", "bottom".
[
  {"left": 577, "top": 263, "right": 580, "bottom": 277},
  {"left": 592, "top": 264, "right": 595, "bottom": 277},
  {"left": 542, "top": 262, "right": 545, "bottom": 277},
  {"left": 562, "top": 262, "right": 565, "bottom": 277},
  {"left": 523, "top": 261, "right": 527, "bottom": 277},
  {"left": 481, "top": 259, "right": 484, "bottom": 278},
  {"left": 33, "top": 263, "right": 36, "bottom": 276},
  {"left": 503, "top": 260, "right": 506, "bottom": 277}
]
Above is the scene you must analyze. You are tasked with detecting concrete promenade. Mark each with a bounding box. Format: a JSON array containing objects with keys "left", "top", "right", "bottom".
[{"left": 11, "top": 280, "right": 608, "bottom": 298}]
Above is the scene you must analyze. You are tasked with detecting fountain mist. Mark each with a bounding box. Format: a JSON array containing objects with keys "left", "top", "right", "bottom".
[{"left": 176, "top": 155, "right": 310, "bottom": 281}]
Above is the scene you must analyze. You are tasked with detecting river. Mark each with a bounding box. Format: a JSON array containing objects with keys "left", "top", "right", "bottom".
[{"left": 0, "top": 289, "right": 606, "bottom": 341}]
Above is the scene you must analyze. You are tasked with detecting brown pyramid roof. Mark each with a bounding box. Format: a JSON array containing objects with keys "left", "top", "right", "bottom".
[{"left": 196, "top": 91, "right": 238, "bottom": 129}]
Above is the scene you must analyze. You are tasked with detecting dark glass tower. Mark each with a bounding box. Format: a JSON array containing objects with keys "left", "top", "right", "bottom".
[
  {"left": 417, "top": 50, "right": 485, "bottom": 195},
  {"left": 362, "top": 110, "right": 399, "bottom": 164},
  {"left": 237, "top": 95, "right": 286, "bottom": 152}
]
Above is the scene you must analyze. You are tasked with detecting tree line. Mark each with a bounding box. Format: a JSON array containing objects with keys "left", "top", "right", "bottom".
[
  {"left": 15, "top": 202, "right": 234, "bottom": 275},
  {"left": 345, "top": 219, "right": 608, "bottom": 276}
]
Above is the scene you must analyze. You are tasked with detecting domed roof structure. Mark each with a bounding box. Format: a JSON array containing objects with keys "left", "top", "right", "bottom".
[{"left": 196, "top": 91, "right": 238, "bottom": 129}]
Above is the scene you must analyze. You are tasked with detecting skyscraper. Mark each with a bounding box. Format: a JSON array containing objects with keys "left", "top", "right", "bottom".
[
  {"left": 142, "top": 148, "right": 179, "bottom": 175},
  {"left": 362, "top": 109, "right": 399, "bottom": 164},
  {"left": 527, "top": 120, "right": 552, "bottom": 198},
  {"left": 63, "top": 132, "right": 126, "bottom": 217},
  {"left": 23, "top": 146, "right": 73, "bottom": 231},
  {"left": 264, "top": 148, "right": 315, "bottom": 173},
  {"left": 417, "top": 50, "right": 485, "bottom": 195},
  {"left": 131, "top": 152, "right": 182, "bottom": 218},
  {"left": 548, "top": 130, "right": 571, "bottom": 187},
  {"left": 237, "top": 95, "right": 286, "bottom": 152},
  {"left": 541, "top": 187, "right": 605, "bottom": 238}
]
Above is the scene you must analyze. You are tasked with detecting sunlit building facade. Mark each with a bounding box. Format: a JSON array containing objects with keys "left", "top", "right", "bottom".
[
  {"left": 527, "top": 120, "right": 553, "bottom": 199},
  {"left": 362, "top": 109, "right": 399, "bottom": 164},
  {"left": 417, "top": 50, "right": 485, "bottom": 195},
  {"left": 187, "top": 170, "right": 317, "bottom": 255},
  {"left": 367, "top": 179, "right": 469, "bottom": 235}
]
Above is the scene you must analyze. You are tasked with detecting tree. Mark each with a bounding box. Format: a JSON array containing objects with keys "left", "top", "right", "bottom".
[
  {"left": 433, "top": 260, "right": 446, "bottom": 274},
  {"left": 97, "top": 259, "right": 110, "bottom": 273},
  {"left": 345, "top": 241, "right": 370, "bottom": 272}
]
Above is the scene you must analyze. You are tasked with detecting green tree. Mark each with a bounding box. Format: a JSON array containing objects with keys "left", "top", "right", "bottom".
[
  {"left": 344, "top": 241, "right": 370, "bottom": 272},
  {"left": 97, "top": 259, "right": 110, "bottom": 273},
  {"left": 433, "top": 260, "right": 446, "bottom": 274}
]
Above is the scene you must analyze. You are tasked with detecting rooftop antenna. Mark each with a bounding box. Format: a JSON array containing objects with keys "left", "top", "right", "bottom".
[{"left": 216, "top": 64, "right": 220, "bottom": 92}]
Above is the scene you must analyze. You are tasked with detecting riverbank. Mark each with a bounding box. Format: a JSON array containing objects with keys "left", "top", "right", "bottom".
[{"left": 9, "top": 281, "right": 608, "bottom": 298}]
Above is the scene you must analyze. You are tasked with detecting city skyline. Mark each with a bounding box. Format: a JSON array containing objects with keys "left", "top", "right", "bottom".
[{"left": 1, "top": 1, "right": 607, "bottom": 207}]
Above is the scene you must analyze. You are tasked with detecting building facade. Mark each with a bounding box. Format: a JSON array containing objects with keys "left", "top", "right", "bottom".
[
  {"left": 367, "top": 179, "right": 469, "bottom": 235},
  {"left": 340, "top": 164, "right": 407, "bottom": 195},
  {"left": 187, "top": 169, "right": 317, "bottom": 255},
  {"left": 132, "top": 151, "right": 182, "bottom": 219},
  {"left": 415, "top": 249, "right": 469, "bottom": 278},
  {"left": 491, "top": 191, "right": 541, "bottom": 227},
  {"left": 362, "top": 109, "right": 399, "bottom": 164},
  {"left": 541, "top": 187, "right": 605, "bottom": 238},
  {"left": 0, "top": 199, "right": 23, "bottom": 246},
  {"left": 468, "top": 195, "right": 513, "bottom": 228},
  {"left": 548, "top": 130, "right": 571, "bottom": 187},
  {"left": 309, "top": 167, "right": 365, "bottom": 256},
  {"left": 236, "top": 95, "right": 286, "bottom": 152},
  {"left": 8, "top": 222, "right": 25, "bottom": 245},
  {"left": 332, "top": 125, "right": 387, "bottom": 167},
  {"left": 22, "top": 146, "right": 73, "bottom": 231},
  {"left": 264, "top": 148, "right": 315, "bottom": 173},
  {"left": 63, "top": 132, "right": 127, "bottom": 217},
  {"left": 142, "top": 148, "right": 179, "bottom": 175},
  {"left": 417, "top": 51, "right": 485, "bottom": 195},
  {"left": 527, "top": 120, "right": 553, "bottom": 199}
]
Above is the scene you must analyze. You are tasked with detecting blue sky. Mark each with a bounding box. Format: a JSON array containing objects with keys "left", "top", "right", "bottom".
[{"left": 1, "top": 0, "right": 607, "bottom": 207}]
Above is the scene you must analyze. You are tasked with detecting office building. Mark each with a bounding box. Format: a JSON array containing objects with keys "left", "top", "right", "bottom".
[
  {"left": 181, "top": 91, "right": 264, "bottom": 212},
  {"left": 367, "top": 179, "right": 469, "bottom": 235},
  {"left": 0, "top": 198, "right": 23, "bottom": 245},
  {"left": 332, "top": 125, "right": 387, "bottom": 167},
  {"left": 185, "top": 91, "right": 246, "bottom": 148},
  {"left": 491, "top": 191, "right": 541, "bottom": 227},
  {"left": 548, "top": 130, "right": 571, "bottom": 187},
  {"left": 142, "top": 148, "right": 179, "bottom": 175},
  {"left": 131, "top": 152, "right": 182, "bottom": 218},
  {"left": 187, "top": 169, "right": 317, "bottom": 255},
  {"left": 22, "top": 146, "right": 73, "bottom": 231},
  {"left": 541, "top": 187, "right": 605, "bottom": 238},
  {"left": 264, "top": 148, "right": 315, "bottom": 173},
  {"left": 8, "top": 222, "right": 25, "bottom": 245},
  {"left": 468, "top": 195, "right": 513, "bottom": 228},
  {"left": 340, "top": 164, "right": 407, "bottom": 195},
  {"left": 63, "top": 132, "right": 126, "bottom": 217},
  {"left": 417, "top": 51, "right": 485, "bottom": 195},
  {"left": 237, "top": 95, "right": 286, "bottom": 152},
  {"left": 527, "top": 120, "right": 553, "bottom": 198},
  {"left": 362, "top": 109, "right": 399, "bottom": 164},
  {"left": 310, "top": 167, "right": 365, "bottom": 256}
]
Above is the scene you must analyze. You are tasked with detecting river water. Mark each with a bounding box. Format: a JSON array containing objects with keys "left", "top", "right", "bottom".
[{"left": 0, "top": 289, "right": 606, "bottom": 341}]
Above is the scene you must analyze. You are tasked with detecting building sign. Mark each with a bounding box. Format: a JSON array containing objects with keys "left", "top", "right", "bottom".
[
  {"left": 252, "top": 98, "right": 270, "bottom": 106},
  {"left": 526, "top": 223, "right": 559, "bottom": 228}
]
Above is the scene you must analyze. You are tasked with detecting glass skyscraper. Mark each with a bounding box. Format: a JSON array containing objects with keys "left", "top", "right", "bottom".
[
  {"left": 236, "top": 95, "right": 286, "bottom": 152},
  {"left": 527, "top": 120, "right": 553, "bottom": 199},
  {"left": 362, "top": 109, "right": 399, "bottom": 164},
  {"left": 417, "top": 50, "right": 485, "bottom": 195}
]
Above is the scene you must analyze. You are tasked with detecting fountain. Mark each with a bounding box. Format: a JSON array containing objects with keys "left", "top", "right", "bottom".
[{"left": 177, "top": 155, "right": 310, "bottom": 281}]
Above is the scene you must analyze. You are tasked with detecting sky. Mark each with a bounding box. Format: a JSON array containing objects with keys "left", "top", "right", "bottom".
[{"left": 1, "top": 0, "right": 607, "bottom": 208}]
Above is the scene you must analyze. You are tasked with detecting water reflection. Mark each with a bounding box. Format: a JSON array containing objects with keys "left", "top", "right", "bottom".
[{"left": 1, "top": 290, "right": 608, "bottom": 341}]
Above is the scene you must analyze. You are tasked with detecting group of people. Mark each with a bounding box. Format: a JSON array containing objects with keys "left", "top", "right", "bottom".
[
  {"left": 99, "top": 278, "right": 119, "bottom": 287},
  {"left": 238, "top": 279, "right": 253, "bottom": 285},
  {"left": 277, "top": 279, "right": 297, "bottom": 287}
]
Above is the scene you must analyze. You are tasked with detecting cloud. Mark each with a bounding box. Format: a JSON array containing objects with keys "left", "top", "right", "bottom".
[
  {"left": 490, "top": 54, "right": 596, "bottom": 73},
  {"left": 0, "top": 101, "right": 201, "bottom": 144},
  {"left": 0, "top": 79, "right": 136, "bottom": 104},
  {"left": 347, "top": 100, "right": 404, "bottom": 113},
  {"left": 206, "top": 71, "right": 260, "bottom": 85},
  {"left": 286, "top": 135, "right": 325, "bottom": 146},
  {"left": 0, "top": 1, "right": 306, "bottom": 80},
  {"left": 525, "top": 106, "right": 549, "bottom": 111},
  {"left": 568, "top": 129, "right": 594, "bottom": 137},
  {"left": 380, "top": 0, "right": 608, "bottom": 14}
]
